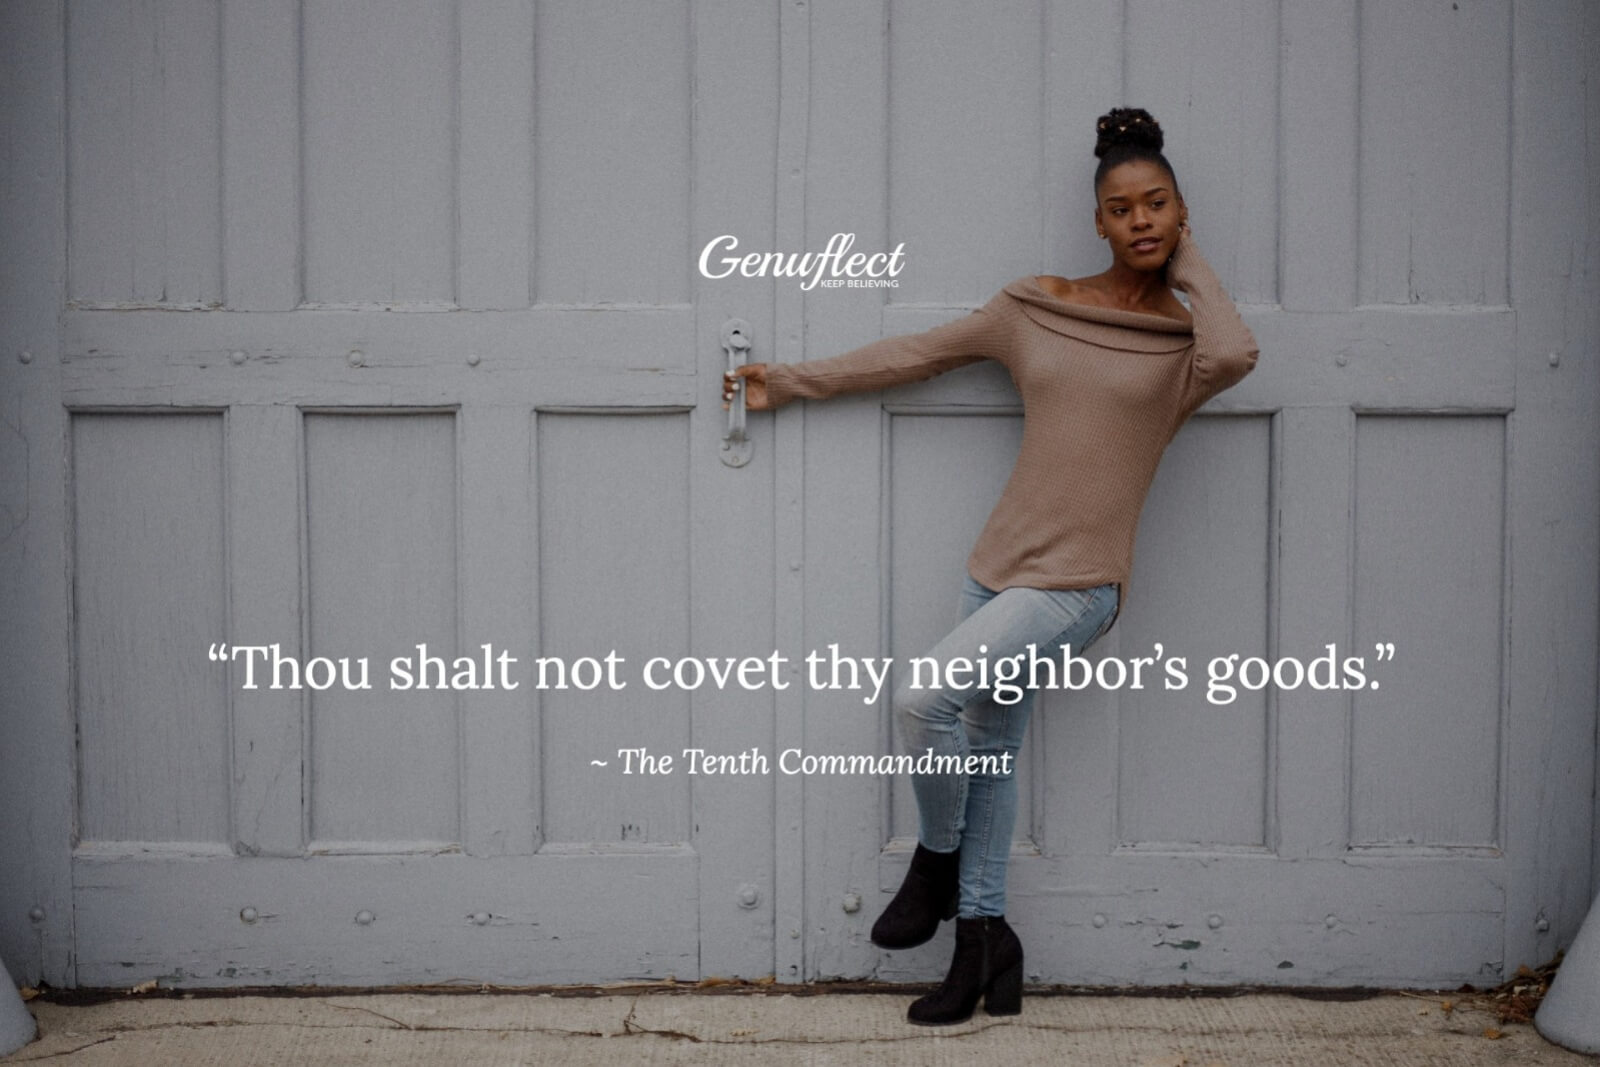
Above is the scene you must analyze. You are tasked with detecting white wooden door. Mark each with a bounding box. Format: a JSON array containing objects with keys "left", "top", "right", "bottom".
[
  {"left": 1, "top": 0, "right": 785, "bottom": 987},
  {"left": 2, "top": 0, "right": 1595, "bottom": 994},
  {"left": 791, "top": 0, "right": 1598, "bottom": 988}
]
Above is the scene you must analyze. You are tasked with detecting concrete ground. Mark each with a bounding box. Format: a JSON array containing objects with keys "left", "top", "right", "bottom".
[{"left": 4, "top": 986, "right": 1598, "bottom": 1066}]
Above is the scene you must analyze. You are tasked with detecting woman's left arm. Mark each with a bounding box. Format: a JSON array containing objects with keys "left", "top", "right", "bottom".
[{"left": 1164, "top": 229, "right": 1260, "bottom": 410}]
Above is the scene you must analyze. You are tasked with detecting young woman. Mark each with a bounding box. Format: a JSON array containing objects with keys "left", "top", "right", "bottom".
[{"left": 725, "top": 107, "right": 1259, "bottom": 1025}]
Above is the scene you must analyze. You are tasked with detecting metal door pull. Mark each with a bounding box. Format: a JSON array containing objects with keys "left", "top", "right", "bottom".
[{"left": 721, "top": 318, "right": 753, "bottom": 468}]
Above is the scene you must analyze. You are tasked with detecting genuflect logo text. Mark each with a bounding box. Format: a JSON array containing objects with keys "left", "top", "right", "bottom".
[{"left": 698, "top": 233, "right": 905, "bottom": 290}]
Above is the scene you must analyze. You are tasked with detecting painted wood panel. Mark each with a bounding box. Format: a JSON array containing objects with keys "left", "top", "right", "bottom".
[
  {"left": 72, "top": 851, "right": 698, "bottom": 987},
  {"left": 66, "top": 0, "right": 221, "bottom": 306},
  {"left": 1503, "top": 0, "right": 1600, "bottom": 973},
  {"left": 304, "top": 413, "right": 460, "bottom": 847},
  {"left": 688, "top": 0, "right": 785, "bottom": 984},
  {"left": 535, "top": 412, "right": 691, "bottom": 845},
  {"left": 1279, "top": 0, "right": 1359, "bottom": 311},
  {"left": 72, "top": 413, "right": 229, "bottom": 843},
  {"left": 227, "top": 404, "right": 305, "bottom": 857},
  {"left": 1116, "top": 415, "right": 1273, "bottom": 848},
  {"left": 888, "top": 0, "right": 1043, "bottom": 300},
  {"left": 458, "top": 0, "right": 534, "bottom": 310},
  {"left": 302, "top": 0, "right": 456, "bottom": 305},
  {"left": 1358, "top": 0, "right": 1511, "bottom": 305},
  {"left": 3, "top": 0, "right": 1594, "bottom": 993},
  {"left": 1351, "top": 415, "right": 1504, "bottom": 848},
  {"left": 1039, "top": 0, "right": 1126, "bottom": 284},
  {"left": 534, "top": 0, "right": 691, "bottom": 305},
  {"left": 1273, "top": 407, "right": 1356, "bottom": 862},
  {"left": 221, "top": 0, "right": 301, "bottom": 311},
  {"left": 0, "top": 0, "right": 77, "bottom": 984},
  {"left": 1125, "top": 0, "right": 1280, "bottom": 305}
]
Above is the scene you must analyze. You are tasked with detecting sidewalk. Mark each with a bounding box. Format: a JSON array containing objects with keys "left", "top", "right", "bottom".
[{"left": 5, "top": 985, "right": 1597, "bottom": 1065}]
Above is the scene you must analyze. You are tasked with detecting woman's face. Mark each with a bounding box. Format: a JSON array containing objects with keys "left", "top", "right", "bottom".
[{"left": 1094, "top": 158, "right": 1186, "bottom": 272}]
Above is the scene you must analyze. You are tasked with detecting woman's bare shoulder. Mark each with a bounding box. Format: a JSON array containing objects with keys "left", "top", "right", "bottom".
[
  {"left": 1034, "top": 274, "right": 1093, "bottom": 303},
  {"left": 1035, "top": 273, "right": 1191, "bottom": 326}
]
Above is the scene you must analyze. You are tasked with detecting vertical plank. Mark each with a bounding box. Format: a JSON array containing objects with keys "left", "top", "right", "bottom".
[
  {"left": 221, "top": 0, "right": 300, "bottom": 310},
  {"left": 1358, "top": 0, "right": 1512, "bottom": 305},
  {"left": 0, "top": 0, "right": 75, "bottom": 982},
  {"left": 1279, "top": 0, "right": 1358, "bottom": 311},
  {"left": 1503, "top": 0, "right": 1600, "bottom": 973},
  {"left": 458, "top": 0, "right": 533, "bottom": 310},
  {"left": 889, "top": 0, "right": 1043, "bottom": 299},
  {"left": 1274, "top": 407, "right": 1353, "bottom": 860},
  {"left": 66, "top": 0, "right": 223, "bottom": 306},
  {"left": 693, "top": 0, "right": 782, "bottom": 980},
  {"left": 1124, "top": 0, "right": 1280, "bottom": 304},
  {"left": 304, "top": 414, "right": 459, "bottom": 846},
  {"left": 535, "top": 413, "right": 691, "bottom": 845},
  {"left": 301, "top": 0, "right": 456, "bottom": 305},
  {"left": 73, "top": 414, "right": 230, "bottom": 843},
  {"left": 1042, "top": 0, "right": 1123, "bottom": 278},
  {"left": 228, "top": 405, "right": 304, "bottom": 856},
  {"left": 1116, "top": 416, "right": 1272, "bottom": 848},
  {"left": 1350, "top": 416, "right": 1503, "bottom": 847},
  {"left": 799, "top": 0, "right": 894, "bottom": 980},
  {"left": 534, "top": 0, "right": 690, "bottom": 306},
  {"left": 771, "top": 0, "right": 821, "bottom": 985},
  {"left": 458, "top": 405, "right": 536, "bottom": 855}
]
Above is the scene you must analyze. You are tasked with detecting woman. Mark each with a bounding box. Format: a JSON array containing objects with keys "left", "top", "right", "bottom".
[{"left": 725, "top": 107, "right": 1259, "bottom": 1024}]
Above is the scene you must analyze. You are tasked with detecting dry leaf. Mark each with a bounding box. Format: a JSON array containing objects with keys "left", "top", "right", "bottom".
[
  {"left": 1482, "top": 1028, "right": 1504, "bottom": 1040},
  {"left": 129, "top": 979, "right": 158, "bottom": 994},
  {"left": 1440, "top": 999, "right": 1454, "bottom": 1014},
  {"left": 18, "top": 986, "right": 38, "bottom": 1001}
]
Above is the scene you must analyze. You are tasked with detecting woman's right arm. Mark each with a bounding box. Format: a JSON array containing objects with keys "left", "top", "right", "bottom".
[
  {"left": 1163, "top": 231, "right": 1259, "bottom": 412},
  {"left": 727, "top": 291, "right": 1012, "bottom": 411}
]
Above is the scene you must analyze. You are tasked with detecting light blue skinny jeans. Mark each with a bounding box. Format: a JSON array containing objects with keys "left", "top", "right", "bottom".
[{"left": 893, "top": 573, "right": 1119, "bottom": 918}]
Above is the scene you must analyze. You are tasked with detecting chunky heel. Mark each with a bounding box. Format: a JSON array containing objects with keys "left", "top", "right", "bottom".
[
  {"left": 907, "top": 915, "right": 1025, "bottom": 1026},
  {"left": 983, "top": 958, "right": 1023, "bottom": 1016}
]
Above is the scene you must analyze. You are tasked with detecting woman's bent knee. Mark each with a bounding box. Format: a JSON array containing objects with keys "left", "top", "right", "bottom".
[{"left": 893, "top": 679, "right": 953, "bottom": 734}]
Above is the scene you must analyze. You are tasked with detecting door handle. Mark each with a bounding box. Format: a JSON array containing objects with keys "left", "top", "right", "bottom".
[{"left": 720, "top": 318, "right": 753, "bottom": 468}]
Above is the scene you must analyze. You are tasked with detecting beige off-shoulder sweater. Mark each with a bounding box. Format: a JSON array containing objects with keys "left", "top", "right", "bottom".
[{"left": 763, "top": 237, "right": 1259, "bottom": 633}]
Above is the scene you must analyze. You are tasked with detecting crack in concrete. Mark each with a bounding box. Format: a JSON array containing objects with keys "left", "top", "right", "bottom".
[
  {"left": 7, "top": 1034, "right": 120, "bottom": 1061},
  {"left": 619, "top": 994, "right": 702, "bottom": 1043},
  {"left": 18, "top": 998, "right": 1540, "bottom": 1055},
  {"left": 324, "top": 1002, "right": 418, "bottom": 1030},
  {"left": 23, "top": 1015, "right": 616, "bottom": 1042}
]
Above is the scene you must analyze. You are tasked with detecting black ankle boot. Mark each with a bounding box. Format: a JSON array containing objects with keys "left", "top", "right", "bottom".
[
  {"left": 870, "top": 844, "right": 959, "bottom": 949},
  {"left": 906, "top": 915, "right": 1024, "bottom": 1025}
]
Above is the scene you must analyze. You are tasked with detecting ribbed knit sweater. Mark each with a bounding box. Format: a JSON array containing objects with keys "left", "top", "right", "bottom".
[{"left": 763, "top": 236, "right": 1259, "bottom": 633}]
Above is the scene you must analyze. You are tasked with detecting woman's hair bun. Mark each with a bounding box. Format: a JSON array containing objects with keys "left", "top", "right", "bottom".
[{"left": 1094, "top": 107, "right": 1163, "bottom": 159}]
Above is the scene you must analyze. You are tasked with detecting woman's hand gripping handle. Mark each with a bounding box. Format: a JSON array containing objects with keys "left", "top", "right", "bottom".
[{"left": 723, "top": 364, "right": 771, "bottom": 411}]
